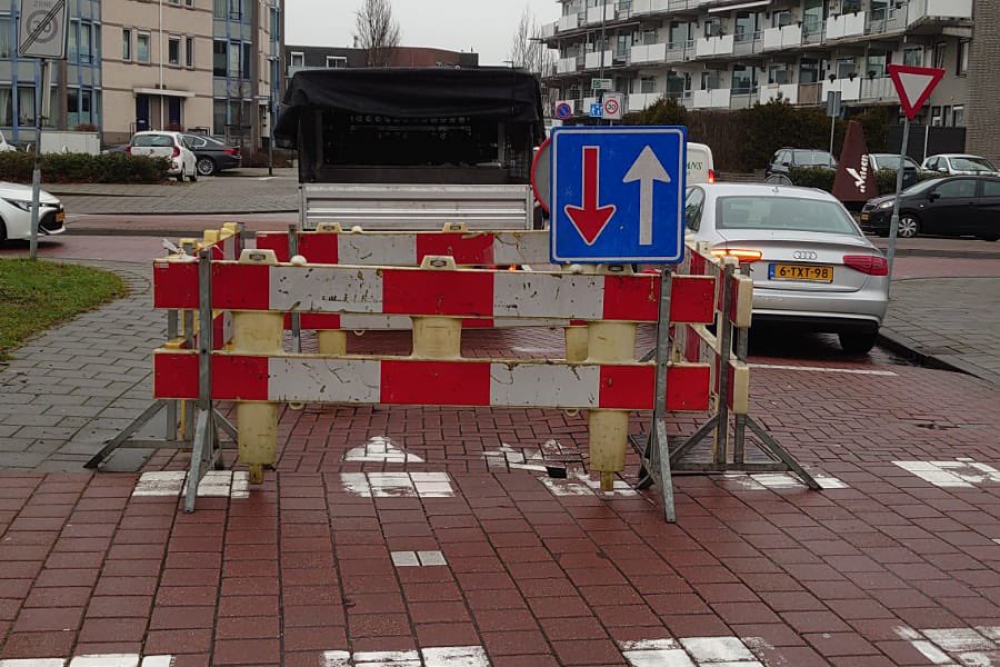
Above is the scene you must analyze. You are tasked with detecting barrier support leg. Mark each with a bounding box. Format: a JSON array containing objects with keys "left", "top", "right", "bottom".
[
  {"left": 413, "top": 317, "right": 462, "bottom": 360},
  {"left": 233, "top": 249, "right": 284, "bottom": 485},
  {"left": 318, "top": 331, "right": 348, "bottom": 356},
  {"left": 565, "top": 327, "right": 589, "bottom": 362},
  {"left": 587, "top": 320, "right": 637, "bottom": 492}
]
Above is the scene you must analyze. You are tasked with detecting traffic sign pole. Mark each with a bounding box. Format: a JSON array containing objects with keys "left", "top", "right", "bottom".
[
  {"left": 886, "top": 116, "right": 910, "bottom": 283},
  {"left": 28, "top": 59, "right": 46, "bottom": 261}
]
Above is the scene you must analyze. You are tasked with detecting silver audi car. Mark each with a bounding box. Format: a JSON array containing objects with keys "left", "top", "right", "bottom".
[{"left": 685, "top": 183, "right": 890, "bottom": 354}]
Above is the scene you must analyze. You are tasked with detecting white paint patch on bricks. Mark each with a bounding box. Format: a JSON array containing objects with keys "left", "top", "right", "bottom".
[
  {"left": 132, "top": 472, "right": 248, "bottom": 499},
  {"left": 895, "top": 626, "right": 1000, "bottom": 666},
  {"left": 620, "top": 637, "right": 764, "bottom": 667},
  {"left": 344, "top": 436, "right": 424, "bottom": 463},
  {"left": 340, "top": 472, "right": 456, "bottom": 498},
  {"left": 894, "top": 460, "right": 1000, "bottom": 488},
  {"left": 321, "top": 647, "right": 489, "bottom": 666},
  {"left": 391, "top": 551, "right": 447, "bottom": 567},
  {"left": 483, "top": 444, "right": 549, "bottom": 473},
  {"left": 541, "top": 471, "right": 638, "bottom": 497},
  {"left": 0, "top": 660, "right": 69, "bottom": 667},
  {"left": 750, "top": 363, "right": 897, "bottom": 376},
  {"left": 721, "top": 472, "right": 848, "bottom": 491}
]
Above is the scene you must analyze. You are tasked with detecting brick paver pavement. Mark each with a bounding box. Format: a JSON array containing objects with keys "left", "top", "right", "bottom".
[{"left": 883, "top": 277, "right": 1000, "bottom": 386}]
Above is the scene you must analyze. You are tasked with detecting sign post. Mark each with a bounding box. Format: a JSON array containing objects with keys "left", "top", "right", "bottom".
[
  {"left": 826, "top": 91, "right": 842, "bottom": 156},
  {"left": 886, "top": 64, "right": 945, "bottom": 280},
  {"left": 18, "top": 0, "right": 68, "bottom": 261}
]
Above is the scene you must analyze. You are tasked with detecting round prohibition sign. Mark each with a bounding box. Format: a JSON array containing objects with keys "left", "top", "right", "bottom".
[
  {"left": 25, "top": 9, "right": 59, "bottom": 44},
  {"left": 603, "top": 98, "right": 620, "bottom": 117}
]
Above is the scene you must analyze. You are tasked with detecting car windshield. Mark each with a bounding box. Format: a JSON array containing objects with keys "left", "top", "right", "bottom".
[
  {"left": 716, "top": 196, "right": 859, "bottom": 236},
  {"left": 901, "top": 179, "right": 939, "bottom": 196},
  {"left": 132, "top": 134, "right": 174, "bottom": 148},
  {"left": 872, "top": 154, "right": 919, "bottom": 170},
  {"left": 951, "top": 157, "right": 997, "bottom": 172},
  {"left": 794, "top": 151, "right": 835, "bottom": 167}
]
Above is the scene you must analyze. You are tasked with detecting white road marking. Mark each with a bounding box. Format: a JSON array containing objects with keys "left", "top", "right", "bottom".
[
  {"left": 340, "top": 473, "right": 455, "bottom": 498},
  {"left": 621, "top": 637, "right": 763, "bottom": 666},
  {"left": 0, "top": 658, "right": 174, "bottom": 667},
  {"left": 345, "top": 436, "right": 424, "bottom": 463},
  {"left": 896, "top": 626, "right": 1000, "bottom": 666},
  {"left": 722, "top": 472, "right": 848, "bottom": 491},
  {"left": 750, "top": 363, "right": 897, "bottom": 376},
  {"left": 483, "top": 444, "right": 549, "bottom": 472},
  {"left": 132, "top": 471, "right": 249, "bottom": 498},
  {"left": 541, "top": 471, "right": 638, "bottom": 497},
  {"left": 422, "top": 646, "right": 490, "bottom": 667},
  {"left": 0, "top": 661, "right": 68, "bottom": 667},
  {"left": 321, "top": 648, "right": 489, "bottom": 666},
  {"left": 681, "top": 637, "right": 757, "bottom": 663},
  {"left": 391, "top": 551, "right": 447, "bottom": 568},
  {"left": 894, "top": 460, "right": 1000, "bottom": 488}
]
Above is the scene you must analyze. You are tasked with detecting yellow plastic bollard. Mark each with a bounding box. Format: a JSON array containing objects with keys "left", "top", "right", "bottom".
[
  {"left": 587, "top": 320, "right": 638, "bottom": 492},
  {"left": 232, "top": 249, "right": 284, "bottom": 485}
]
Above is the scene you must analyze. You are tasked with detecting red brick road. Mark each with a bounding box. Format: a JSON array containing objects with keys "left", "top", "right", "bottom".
[{"left": 2, "top": 326, "right": 1000, "bottom": 666}]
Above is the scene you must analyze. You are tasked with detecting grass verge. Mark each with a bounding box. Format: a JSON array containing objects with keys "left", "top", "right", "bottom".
[{"left": 0, "top": 259, "right": 127, "bottom": 362}]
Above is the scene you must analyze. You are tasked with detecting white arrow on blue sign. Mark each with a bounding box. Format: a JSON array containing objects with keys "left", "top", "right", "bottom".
[{"left": 550, "top": 126, "right": 688, "bottom": 264}]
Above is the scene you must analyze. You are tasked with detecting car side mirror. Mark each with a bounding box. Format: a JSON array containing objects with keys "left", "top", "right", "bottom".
[
  {"left": 938, "top": 166, "right": 948, "bottom": 173},
  {"left": 927, "top": 191, "right": 940, "bottom": 201},
  {"left": 781, "top": 161, "right": 791, "bottom": 167}
]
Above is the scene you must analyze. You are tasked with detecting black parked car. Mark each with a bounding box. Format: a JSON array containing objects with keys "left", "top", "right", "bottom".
[
  {"left": 766, "top": 148, "right": 838, "bottom": 178},
  {"left": 860, "top": 175, "right": 1000, "bottom": 241},
  {"left": 182, "top": 134, "right": 241, "bottom": 176}
]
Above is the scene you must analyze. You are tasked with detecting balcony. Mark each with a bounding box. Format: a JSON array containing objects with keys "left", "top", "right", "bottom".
[
  {"left": 585, "top": 50, "right": 614, "bottom": 70},
  {"left": 866, "top": 6, "right": 907, "bottom": 34},
  {"left": 858, "top": 76, "right": 895, "bottom": 102},
  {"left": 541, "top": 22, "right": 556, "bottom": 39},
  {"left": 760, "top": 83, "right": 799, "bottom": 105},
  {"left": 556, "top": 57, "right": 580, "bottom": 74},
  {"left": 628, "top": 91, "right": 663, "bottom": 112},
  {"left": 630, "top": 0, "right": 669, "bottom": 14},
  {"left": 586, "top": 3, "right": 615, "bottom": 25},
  {"left": 823, "top": 76, "right": 862, "bottom": 102},
  {"left": 907, "top": 0, "right": 973, "bottom": 26},
  {"left": 559, "top": 13, "right": 580, "bottom": 32},
  {"left": 666, "top": 40, "right": 695, "bottom": 62},
  {"left": 797, "top": 82, "right": 823, "bottom": 105},
  {"left": 733, "top": 32, "right": 763, "bottom": 57},
  {"left": 695, "top": 35, "right": 734, "bottom": 59},
  {"left": 730, "top": 87, "right": 758, "bottom": 110},
  {"left": 631, "top": 42, "right": 667, "bottom": 65},
  {"left": 693, "top": 88, "right": 731, "bottom": 109},
  {"left": 826, "top": 11, "right": 867, "bottom": 40},
  {"left": 762, "top": 24, "right": 802, "bottom": 50},
  {"left": 802, "top": 20, "right": 826, "bottom": 45}
]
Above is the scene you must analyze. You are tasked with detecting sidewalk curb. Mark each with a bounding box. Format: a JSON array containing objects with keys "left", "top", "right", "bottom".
[{"left": 878, "top": 328, "right": 1000, "bottom": 386}]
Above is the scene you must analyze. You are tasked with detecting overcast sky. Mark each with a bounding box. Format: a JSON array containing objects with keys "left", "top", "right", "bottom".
[{"left": 285, "top": 0, "right": 559, "bottom": 66}]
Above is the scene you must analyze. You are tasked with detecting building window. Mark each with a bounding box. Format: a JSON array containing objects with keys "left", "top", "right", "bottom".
[
  {"left": 701, "top": 71, "right": 719, "bottom": 90},
  {"left": 867, "top": 50, "right": 887, "bottom": 78},
  {"left": 953, "top": 105, "right": 965, "bottom": 127},
  {"left": 229, "top": 0, "right": 243, "bottom": 19},
  {"left": 68, "top": 88, "right": 96, "bottom": 128},
  {"left": 122, "top": 28, "right": 131, "bottom": 61},
  {"left": 169, "top": 0, "right": 179, "bottom": 4},
  {"left": 957, "top": 40, "right": 969, "bottom": 75},
  {"left": 290, "top": 51, "right": 304, "bottom": 68},
  {"left": 68, "top": 20, "right": 95, "bottom": 64},
  {"left": 640, "top": 76, "right": 656, "bottom": 93},
  {"left": 903, "top": 47, "right": 923, "bottom": 67},
  {"left": 768, "top": 65, "right": 790, "bottom": 85},
  {"left": 836, "top": 57, "right": 855, "bottom": 79},
  {"left": 732, "top": 65, "right": 756, "bottom": 93},
  {"left": 213, "top": 0, "right": 225, "bottom": 18},
  {"left": 772, "top": 10, "right": 792, "bottom": 28},
  {"left": 137, "top": 32, "right": 150, "bottom": 63},
  {"left": 842, "top": 0, "right": 862, "bottom": 12},
  {"left": 213, "top": 40, "right": 227, "bottom": 76},
  {"left": 930, "top": 106, "right": 942, "bottom": 127},
  {"left": 186, "top": 37, "right": 194, "bottom": 68},
  {"left": 703, "top": 18, "right": 721, "bottom": 38},
  {"left": 270, "top": 7, "right": 280, "bottom": 40},
  {"left": 213, "top": 99, "right": 226, "bottom": 134},
  {"left": 168, "top": 37, "right": 180, "bottom": 66},
  {"left": 934, "top": 42, "right": 946, "bottom": 70},
  {"left": 186, "top": 0, "right": 194, "bottom": 6},
  {"left": 0, "top": 15, "right": 12, "bottom": 59},
  {"left": 325, "top": 56, "right": 347, "bottom": 69}
]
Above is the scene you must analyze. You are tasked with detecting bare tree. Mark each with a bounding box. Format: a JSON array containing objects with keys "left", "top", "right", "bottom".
[
  {"left": 354, "top": 0, "right": 401, "bottom": 67},
  {"left": 509, "top": 6, "right": 554, "bottom": 76}
]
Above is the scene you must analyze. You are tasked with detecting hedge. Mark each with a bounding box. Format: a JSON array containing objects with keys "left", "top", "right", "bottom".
[
  {"left": 0, "top": 152, "right": 170, "bottom": 184},
  {"left": 787, "top": 166, "right": 948, "bottom": 196}
]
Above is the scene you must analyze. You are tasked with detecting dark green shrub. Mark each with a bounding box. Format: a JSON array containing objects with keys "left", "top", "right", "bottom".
[
  {"left": 0, "top": 151, "right": 169, "bottom": 184},
  {"left": 788, "top": 166, "right": 835, "bottom": 193},
  {"left": 623, "top": 97, "right": 689, "bottom": 127}
]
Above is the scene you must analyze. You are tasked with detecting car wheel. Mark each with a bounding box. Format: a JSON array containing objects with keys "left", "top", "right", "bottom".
[
  {"left": 176, "top": 170, "right": 185, "bottom": 183},
  {"left": 0, "top": 218, "right": 6, "bottom": 245},
  {"left": 898, "top": 214, "right": 920, "bottom": 239},
  {"left": 189, "top": 169, "right": 198, "bottom": 183},
  {"left": 839, "top": 331, "right": 879, "bottom": 355},
  {"left": 197, "top": 158, "right": 216, "bottom": 176}
]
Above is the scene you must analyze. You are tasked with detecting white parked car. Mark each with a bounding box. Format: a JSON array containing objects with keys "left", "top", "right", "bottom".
[
  {"left": 685, "top": 183, "right": 889, "bottom": 354},
  {"left": 127, "top": 131, "right": 198, "bottom": 182},
  {"left": 0, "top": 181, "right": 66, "bottom": 243},
  {"left": 921, "top": 153, "right": 999, "bottom": 177},
  {"left": 687, "top": 142, "right": 716, "bottom": 184}
]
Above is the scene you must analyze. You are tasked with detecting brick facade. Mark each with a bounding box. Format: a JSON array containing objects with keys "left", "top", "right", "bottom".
[{"left": 967, "top": 0, "right": 1000, "bottom": 162}]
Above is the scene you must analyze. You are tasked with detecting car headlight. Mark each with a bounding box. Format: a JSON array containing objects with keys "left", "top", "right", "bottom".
[
  {"left": 877, "top": 200, "right": 895, "bottom": 210},
  {"left": 3, "top": 198, "right": 38, "bottom": 212}
]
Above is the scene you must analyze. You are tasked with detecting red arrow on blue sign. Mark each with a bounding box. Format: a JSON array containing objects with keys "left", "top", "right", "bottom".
[{"left": 564, "top": 146, "right": 617, "bottom": 245}]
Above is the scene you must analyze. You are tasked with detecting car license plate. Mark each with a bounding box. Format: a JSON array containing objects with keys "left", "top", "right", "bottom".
[
  {"left": 860, "top": 213, "right": 870, "bottom": 221},
  {"left": 769, "top": 263, "right": 834, "bottom": 283}
]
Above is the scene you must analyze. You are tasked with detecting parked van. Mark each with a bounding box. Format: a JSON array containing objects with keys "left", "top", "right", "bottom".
[{"left": 687, "top": 142, "right": 715, "bottom": 184}]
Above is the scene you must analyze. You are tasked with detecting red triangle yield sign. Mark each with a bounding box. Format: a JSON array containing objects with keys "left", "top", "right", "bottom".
[{"left": 888, "top": 64, "right": 946, "bottom": 121}]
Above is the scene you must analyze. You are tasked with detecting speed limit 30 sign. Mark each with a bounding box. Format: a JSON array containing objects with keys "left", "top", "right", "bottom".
[
  {"left": 603, "top": 93, "right": 624, "bottom": 121},
  {"left": 18, "top": 0, "right": 69, "bottom": 60}
]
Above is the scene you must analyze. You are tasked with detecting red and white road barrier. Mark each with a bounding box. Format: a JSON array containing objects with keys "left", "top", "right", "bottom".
[
  {"left": 152, "top": 260, "right": 717, "bottom": 325},
  {"left": 154, "top": 352, "right": 711, "bottom": 412}
]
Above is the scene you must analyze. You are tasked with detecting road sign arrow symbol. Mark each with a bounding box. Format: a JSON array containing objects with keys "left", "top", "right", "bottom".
[
  {"left": 565, "top": 146, "right": 617, "bottom": 245},
  {"left": 623, "top": 146, "right": 671, "bottom": 246}
]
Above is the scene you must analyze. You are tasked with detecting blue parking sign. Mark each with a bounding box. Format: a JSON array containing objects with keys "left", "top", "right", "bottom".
[
  {"left": 550, "top": 126, "right": 687, "bottom": 264},
  {"left": 589, "top": 103, "right": 603, "bottom": 118}
]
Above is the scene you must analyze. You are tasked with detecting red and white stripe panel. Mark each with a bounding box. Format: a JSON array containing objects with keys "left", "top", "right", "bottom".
[
  {"left": 674, "top": 323, "right": 749, "bottom": 414},
  {"left": 152, "top": 261, "right": 717, "bottom": 325},
  {"left": 154, "top": 351, "right": 712, "bottom": 412},
  {"left": 255, "top": 230, "right": 551, "bottom": 267}
]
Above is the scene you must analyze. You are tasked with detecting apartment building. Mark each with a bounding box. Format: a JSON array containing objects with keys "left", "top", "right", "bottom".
[
  {"left": 542, "top": 0, "right": 975, "bottom": 133},
  {"left": 0, "top": 0, "right": 282, "bottom": 148},
  {"left": 284, "top": 45, "right": 479, "bottom": 79}
]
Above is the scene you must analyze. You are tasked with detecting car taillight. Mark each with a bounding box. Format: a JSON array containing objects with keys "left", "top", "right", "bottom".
[
  {"left": 224, "top": 147, "right": 239, "bottom": 156},
  {"left": 711, "top": 248, "right": 762, "bottom": 263},
  {"left": 843, "top": 255, "right": 889, "bottom": 276},
  {"left": 708, "top": 168, "right": 716, "bottom": 184},
  {"left": 126, "top": 146, "right": 132, "bottom": 156},
  {"left": 172, "top": 146, "right": 181, "bottom": 158}
]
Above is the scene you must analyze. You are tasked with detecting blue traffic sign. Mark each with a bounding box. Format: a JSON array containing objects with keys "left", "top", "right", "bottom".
[
  {"left": 550, "top": 126, "right": 688, "bottom": 264},
  {"left": 555, "top": 102, "right": 573, "bottom": 120},
  {"left": 589, "top": 103, "right": 603, "bottom": 118}
]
